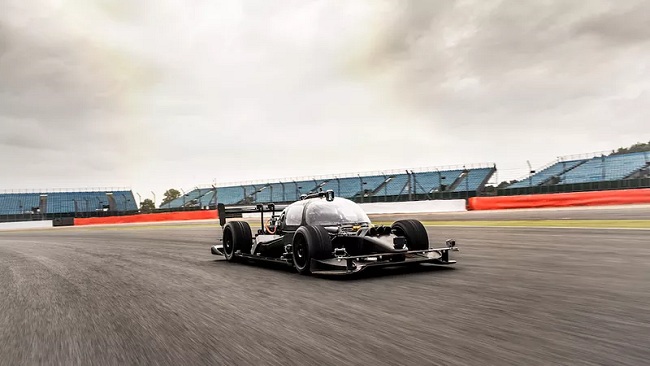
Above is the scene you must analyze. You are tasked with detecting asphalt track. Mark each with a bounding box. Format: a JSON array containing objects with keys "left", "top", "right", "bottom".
[{"left": 1, "top": 209, "right": 649, "bottom": 365}]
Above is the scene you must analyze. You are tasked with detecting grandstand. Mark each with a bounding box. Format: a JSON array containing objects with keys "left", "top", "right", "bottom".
[
  {"left": 0, "top": 189, "right": 138, "bottom": 217},
  {"left": 508, "top": 151, "right": 650, "bottom": 189},
  {"left": 161, "top": 164, "right": 497, "bottom": 208},
  {"left": 165, "top": 150, "right": 649, "bottom": 208}
]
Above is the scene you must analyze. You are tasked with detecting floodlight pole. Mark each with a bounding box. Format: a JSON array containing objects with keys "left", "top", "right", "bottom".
[
  {"left": 526, "top": 161, "right": 535, "bottom": 187},
  {"left": 211, "top": 185, "right": 217, "bottom": 207}
]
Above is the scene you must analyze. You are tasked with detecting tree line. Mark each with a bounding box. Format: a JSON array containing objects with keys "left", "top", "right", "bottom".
[{"left": 610, "top": 140, "right": 650, "bottom": 155}]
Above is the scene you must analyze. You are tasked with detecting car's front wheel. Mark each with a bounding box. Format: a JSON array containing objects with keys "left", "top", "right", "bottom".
[
  {"left": 292, "top": 225, "right": 332, "bottom": 274},
  {"left": 391, "top": 219, "right": 429, "bottom": 251},
  {"left": 222, "top": 221, "right": 252, "bottom": 261}
]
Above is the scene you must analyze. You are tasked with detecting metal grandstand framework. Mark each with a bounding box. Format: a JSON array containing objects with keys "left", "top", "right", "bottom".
[
  {"left": 506, "top": 150, "right": 650, "bottom": 190},
  {"left": 512, "top": 150, "right": 617, "bottom": 183},
  {"left": 0, "top": 187, "right": 134, "bottom": 194},
  {"left": 557, "top": 150, "right": 615, "bottom": 162},
  {"left": 200, "top": 162, "right": 496, "bottom": 189},
  {"left": 512, "top": 159, "right": 563, "bottom": 183}
]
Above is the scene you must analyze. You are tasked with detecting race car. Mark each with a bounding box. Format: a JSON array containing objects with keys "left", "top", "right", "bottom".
[{"left": 210, "top": 190, "right": 458, "bottom": 275}]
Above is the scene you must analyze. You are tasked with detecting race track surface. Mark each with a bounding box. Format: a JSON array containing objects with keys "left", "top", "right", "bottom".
[{"left": 1, "top": 217, "right": 649, "bottom": 365}]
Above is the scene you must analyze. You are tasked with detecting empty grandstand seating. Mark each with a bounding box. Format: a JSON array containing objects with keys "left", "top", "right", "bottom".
[
  {"left": 162, "top": 188, "right": 213, "bottom": 209},
  {"left": 215, "top": 187, "right": 244, "bottom": 205},
  {"left": 451, "top": 168, "right": 495, "bottom": 192},
  {"left": 202, "top": 166, "right": 496, "bottom": 206},
  {"left": 0, "top": 193, "right": 40, "bottom": 215},
  {"left": 320, "top": 178, "right": 362, "bottom": 198},
  {"left": 0, "top": 190, "right": 137, "bottom": 215},
  {"left": 412, "top": 170, "right": 463, "bottom": 194},
  {"left": 268, "top": 183, "right": 285, "bottom": 202},
  {"left": 383, "top": 174, "right": 410, "bottom": 196},
  {"left": 509, "top": 152, "right": 650, "bottom": 188},
  {"left": 154, "top": 165, "right": 494, "bottom": 210},
  {"left": 412, "top": 172, "right": 440, "bottom": 194},
  {"left": 361, "top": 176, "right": 388, "bottom": 195},
  {"left": 252, "top": 185, "right": 271, "bottom": 203},
  {"left": 508, "top": 160, "right": 585, "bottom": 188},
  {"left": 198, "top": 191, "right": 216, "bottom": 207},
  {"left": 560, "top": 152, "right": 648, "bottom": 184}
]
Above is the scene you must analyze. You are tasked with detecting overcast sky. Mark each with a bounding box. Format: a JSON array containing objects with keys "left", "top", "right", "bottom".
[{"left": 1, "top": 0, "right": 649, "bottom": 203}]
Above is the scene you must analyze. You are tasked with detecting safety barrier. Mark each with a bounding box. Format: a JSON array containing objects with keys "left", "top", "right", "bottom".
[
  {"left": 0, "top": 220, "right": 54, "bottom": 231},
  {"left": 74, "top": 210, "right": 217, "bottom": 226},
  {"left": 467, "top": 188, "right": 650, "bottom": 210}
]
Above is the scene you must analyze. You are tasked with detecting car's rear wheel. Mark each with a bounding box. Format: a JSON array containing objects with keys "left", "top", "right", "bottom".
[
  {"left": 292, "top": 225, "right": 332, "bottom": 274},
  {"left": 391, "top": 219, "right": 429, "bottom": 251},
  {"left": 223, "top": 221, "right": 252, "bottom": 261}
]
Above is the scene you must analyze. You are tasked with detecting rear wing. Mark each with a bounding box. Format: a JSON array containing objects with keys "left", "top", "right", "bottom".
[{"left": 217, "top": 203, "right": 289, "bottom": 228}]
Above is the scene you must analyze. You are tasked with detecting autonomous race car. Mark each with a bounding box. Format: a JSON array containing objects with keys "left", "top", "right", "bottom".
[{"left": 210, "top": 190, "right": 458, "bottom": 275}]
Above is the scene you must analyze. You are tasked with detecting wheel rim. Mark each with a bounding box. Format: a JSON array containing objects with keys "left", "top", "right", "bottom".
[
  {"left": 393, "top": 224, "right": 411, "bottom": 249},
  {"left": 293, "top": 234, "right": 308, "bottom": 269},
  {"left": 223, "top": 227, "right": 234, "bottom": 257}
]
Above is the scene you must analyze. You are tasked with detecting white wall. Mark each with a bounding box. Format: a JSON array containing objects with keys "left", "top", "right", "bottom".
[
  {"left": 358, "top": 200, "right": 467, "bottom": 214},
  {"left": 242, "top": 200, "right": 467, "bottom": 218},
  {"left": 0, "top": 220, "right": 53, "bottom": 231}
]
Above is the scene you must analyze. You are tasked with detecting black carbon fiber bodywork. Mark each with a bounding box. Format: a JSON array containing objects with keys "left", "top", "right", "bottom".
[{"left": 211, "top": 191, "right": 458, "bottom": 275}]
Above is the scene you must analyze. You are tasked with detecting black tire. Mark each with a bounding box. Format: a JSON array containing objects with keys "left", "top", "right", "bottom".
[
  {"left": 391, "top": 219, "right": 429, "bottom": 251},
  {"left": 222, "top": 221, "right": 252, "bottom": 261},
  {"left": 292, "top": 225, "right": 332, "bottom": 274}
]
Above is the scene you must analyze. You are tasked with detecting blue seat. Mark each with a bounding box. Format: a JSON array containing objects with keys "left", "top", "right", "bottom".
[
  {"left": 558, "top": 153, "right": 648, "bottom": 184},
  {"left": 452, "top": 168, "right": 495, "bottom": 192},
  {"left": 0, "top": 190, "right": 138, "bottom": 214},
  {"left": 383, "top": 175, "right": 410, "bottom": 196}
]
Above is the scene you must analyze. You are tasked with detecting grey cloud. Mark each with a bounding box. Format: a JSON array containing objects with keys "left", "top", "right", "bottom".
[
  {"left": 350, "top": 1, "right": 650, "bottom": 121},
  {"left": 1, "top": 23, "right": 114, "bottom": 121},
  {"left": 0, "top": 4, "right": 159, "bottom": 184},
  {"left": 574, "top": 1, "right": 650, "bottom": 45},
  {"left": 0, "top": 0, "right": 648, "bottom": 197}
]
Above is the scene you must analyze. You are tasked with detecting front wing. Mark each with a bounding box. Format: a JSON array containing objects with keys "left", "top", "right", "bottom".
[
  {"left": 310, "top": 247, "right": 458, "bottom": 275},
  {"left": 211, "top": 244, "right": 458, "bottom": 275}
]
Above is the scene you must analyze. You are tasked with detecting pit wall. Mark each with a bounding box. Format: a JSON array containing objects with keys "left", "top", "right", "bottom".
[
  {"left": 0, "top": 220, "right": 54, "bottom": 231},
  {"left": 467, "top": 188, "right": 650, "bottom": 210}
]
